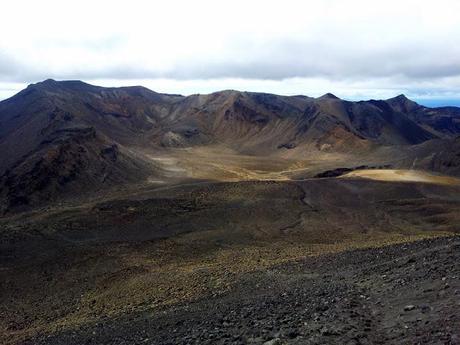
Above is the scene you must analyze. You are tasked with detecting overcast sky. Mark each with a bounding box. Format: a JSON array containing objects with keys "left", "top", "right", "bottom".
[{"left": 1, "top": 0, "right": 460, "bottom": 105}]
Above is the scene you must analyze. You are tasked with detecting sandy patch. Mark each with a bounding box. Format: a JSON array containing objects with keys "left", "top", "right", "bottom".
[{"left": 342, "top": 169, "right": 460, "bottom": 185}]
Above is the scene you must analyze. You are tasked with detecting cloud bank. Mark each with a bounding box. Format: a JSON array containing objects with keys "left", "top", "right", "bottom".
[{"left": 1, "top": 0, "right": 459, "bottom": 104}]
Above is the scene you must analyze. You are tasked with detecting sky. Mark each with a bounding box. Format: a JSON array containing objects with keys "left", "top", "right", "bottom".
[{"left": 1, "top": 0, "right": 460, "bottom": 106}]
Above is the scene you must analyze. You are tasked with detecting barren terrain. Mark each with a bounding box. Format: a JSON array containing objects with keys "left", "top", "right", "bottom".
[
  {"left": 1, "top": 81, "right": 460, "bottom": 344},
  {"left": 2, "top": 172, "right": 460, "bottom": 344}
]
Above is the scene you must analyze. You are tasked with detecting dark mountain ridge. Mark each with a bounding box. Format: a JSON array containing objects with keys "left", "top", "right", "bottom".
[{"left": 1, "top": 79, "right": 460, "bottom": 212}]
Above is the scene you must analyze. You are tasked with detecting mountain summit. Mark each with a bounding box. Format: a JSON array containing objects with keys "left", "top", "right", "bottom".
[{"left": 318, "top": 92, "right": 340, "bottom": 100}]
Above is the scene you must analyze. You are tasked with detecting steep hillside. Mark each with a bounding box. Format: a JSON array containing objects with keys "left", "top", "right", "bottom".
[
  {"left": 0, "top": 80, "right": 168, "bottom": 211},
  {"left": 0, "top": 126, "right": 153, "bottom": 213},
  {"left": 408, "top": 137, "right": 460, "bottom": 176}
]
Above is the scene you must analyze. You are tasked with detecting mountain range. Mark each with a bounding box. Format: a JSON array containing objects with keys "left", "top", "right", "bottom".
[{"left": 1, "top": 79, "right": 460, "bottom": 212}]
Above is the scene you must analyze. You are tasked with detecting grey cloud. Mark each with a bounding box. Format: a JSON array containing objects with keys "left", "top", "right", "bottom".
[
  {"left": 1, "top": 37, "right": 460, "bottom": 84},
  {"left": 0, "top": 51, "right": 22, "bottom": 79}
]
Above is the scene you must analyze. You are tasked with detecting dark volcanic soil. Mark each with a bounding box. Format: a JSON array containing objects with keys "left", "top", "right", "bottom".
[
  {"left": 26, "top": 236, "right": 460, "bottom": 345},
  {"left": 2, "top": 80, "right": 460, "bottom": 345}
]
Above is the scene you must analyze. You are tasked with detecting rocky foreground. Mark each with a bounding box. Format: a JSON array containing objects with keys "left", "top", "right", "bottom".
[{"left": 27, "top": 236, "right": 460, "bottom": 345}]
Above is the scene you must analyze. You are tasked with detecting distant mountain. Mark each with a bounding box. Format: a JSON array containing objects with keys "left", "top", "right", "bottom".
[{"left": 1, "top": 79, "right": 460, "bottom": 212}]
